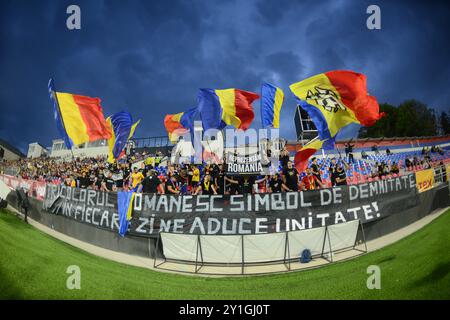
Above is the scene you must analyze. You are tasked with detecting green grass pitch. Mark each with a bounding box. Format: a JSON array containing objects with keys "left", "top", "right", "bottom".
[{"left": 0, "top": 208, "right": 449, "bottom": 299}]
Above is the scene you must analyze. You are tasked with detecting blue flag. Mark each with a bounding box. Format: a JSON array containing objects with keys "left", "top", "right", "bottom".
[
  {"left": 117, "top": 191, "right": 135, "bottom": 237},
  {"left": 106, "top": 111, "right": 140, "bottom": 163}
]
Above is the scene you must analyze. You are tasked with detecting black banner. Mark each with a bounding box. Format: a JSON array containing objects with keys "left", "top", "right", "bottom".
[{"left": 43, "top": 174, "right": 419, "bottom": 238}]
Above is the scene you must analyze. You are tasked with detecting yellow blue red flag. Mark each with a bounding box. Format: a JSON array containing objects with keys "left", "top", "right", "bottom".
[
  {"left": 198, "top": 88, "right": 259, "bottom": 131},
  {"left": 290, "top": 70, "right": 384, "bottom": 141},
  {"left": 48, "top": 81, "right": 111, "bottom": 146},
  {"left": 106, "top": 111, "right": 140, "bottom": 163},
  {"left": 164, "top": 107, "right": 197, "bottom": 143}
]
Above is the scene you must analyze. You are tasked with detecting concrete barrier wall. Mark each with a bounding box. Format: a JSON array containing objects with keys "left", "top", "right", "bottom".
[{"left": 5, "top": 183, "right": 449, "bottom": 259}]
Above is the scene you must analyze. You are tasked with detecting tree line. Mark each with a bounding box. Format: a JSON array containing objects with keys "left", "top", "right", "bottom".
[{"left": 358, "top": 99, "right": 450, "bottom": 138}]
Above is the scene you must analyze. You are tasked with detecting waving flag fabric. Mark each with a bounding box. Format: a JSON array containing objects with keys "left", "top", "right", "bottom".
[
  {"left": 261, "top": 83, "right": 284, "bottom": 128},
  {"left": 198, "top": 88, "right": 259, "bottom": 131},
  {"left": 294, "top": 138, "right": 324, "bottom": 173},
  {"left": 294, "top": 137, "right": 335, "bottom": 173},
  {"left": 48, "top": 79, "right": 73, "bottom": 149},
  {"left": 118, "top": 191, "right": 135, "bottom": 237},
  {"left": 290, "top": 70, "right": 384, "bottom": 141},
  {"left": 48, "top": 82, "right": 111, "bottom": 146},
  {"left": 164, "top": 107, "right": 197, "bottom": 143},
  {"left": 106, "top": 111, "right": 140, "bottom": 163}
]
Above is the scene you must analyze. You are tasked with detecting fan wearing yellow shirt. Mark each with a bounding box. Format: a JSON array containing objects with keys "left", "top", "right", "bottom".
[
  {"left": 190, "top": 165, "right": 200, "bottom": 188},
  {"left": 130, "top": 167, "right": 144, "bottom": 190}
]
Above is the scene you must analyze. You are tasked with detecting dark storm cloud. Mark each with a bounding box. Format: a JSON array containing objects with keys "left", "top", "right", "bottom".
[{"left": 0, "top": 0, "right": 449, "bottom": 152}]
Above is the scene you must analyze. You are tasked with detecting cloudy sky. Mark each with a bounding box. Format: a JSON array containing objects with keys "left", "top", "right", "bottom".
[{"left": 1, "top": 0, "right": 449, "bottom": 152}]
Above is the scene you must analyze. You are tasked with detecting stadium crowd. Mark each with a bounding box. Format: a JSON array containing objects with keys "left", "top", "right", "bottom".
[{"left": 1, "top": 144, "right": 447, "bottom": 196}]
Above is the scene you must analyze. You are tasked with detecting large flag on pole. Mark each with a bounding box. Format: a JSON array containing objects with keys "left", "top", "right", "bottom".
[
  {"left": 48, "top": 79, "right": 73, "bottom": 149},
  {"left": 198, "top": 88, "right": 259, "bottom": 131},
  {"left": 289, "top": 70, "right": 384, "bottom": 141},
  {"left": 261, "top": 83, "right": 284, "bottom": 128},
  {"left": 164, "top": 107, "right": 197, "bottom": 143},
  {"left": 106, "top": 111, "right": 140, "bottom": 163},
  {"left": 48, "top": 80, "right": 111, "bottom": 146}
]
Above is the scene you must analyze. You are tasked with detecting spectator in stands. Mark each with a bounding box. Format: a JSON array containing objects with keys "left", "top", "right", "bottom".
[
  {"left": 345, "top": 142, "right": 354, "bottom": 163},
  {"left": 189, "top": 164, "right": 200, "bottom": 189},
  {"left": 405, "top": 157, "right": 412, "bottom": 170},
  {"left": 282, "top": 161, "right": 299, "bottom": 192},
  {"left": 165, "top": 175, "right": 180, "bottom": 195},
  {"left": 130, "top": 167, "right": 144, "bottom": 190},
  {"left": 328, "top": 157, "right": 338, "bottom": 185},
  {"left": 101, "top": 171, "right": 116, "bottom": 192},
  {"left": 386, "top": 148, "right": 392, "bottom": 155},
  {"left": 254, "top": 175, "right": 268, "bottom": 193},
  {"left": 310, "top": 157, "right": 322, "bottom": 183},
  {"left": 112, "top": 165, "right": 125, "bottom": 191},
  {"left": 279, "top": 147, "right": 290, "bottom": 169},
  {"left": 240, "top": 176, "right": 256, "bottom": 194},
  {"left": 371, "top": 145, "right": 379, "bottom": 154},
  {"left": 213, "top": 164, "right": 225, "bottom": 195},
  {"left": 361, "top": 150, "right": 369, "bottom": 160},
  {"left": 390, "top": 162, "right": 400, "bottom": 175},
  {"left": 225, "top": 175, "right": 240, "bottom": 195},
  {"left": 140, "top": 170, "right": 162, "bottom": 194},
  {"left": 300, "top": 167, "right": 325, "bottom": 190},
  {"left": 333, "top": 162, "right": 348, "bottom": 186},
  {"left": 377, "top": 161, "right": 386, "bottom": 178},
  {"left": 78, "top": 171, "right": 91, "bottom": 189},
  {"left": 268, "top": 174, "right": 282, "bottom": 193},
  {"left": 194, "top": 173, "right": 217, "bottom": 195}
]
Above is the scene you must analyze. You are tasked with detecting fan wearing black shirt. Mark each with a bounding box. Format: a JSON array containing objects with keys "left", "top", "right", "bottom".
[
  {"left": 282, "top": 161, "right": 299, "bottom": 192},
  {"left": 225, "top": 175, "right": 240, "bottom": 195},
  {"left": 94, "top": 173, "right": 104, "bottom": 190},
  {"left": 165, "top": 176, "right": 180, "bottom": 195},
  {"left": 102, "top": 172, "right": 116, "bottom": 192},
  {"left": 328, "top": 158, "right": 338, "bottom": 186},
  {"left": 279, "top": 148, "right": 290, "bottom": 169},
  {"left": 331, "top": 159, "right": 349, "bottom": 186},
  {"left": 240, "top": 176, "right": 255, "bottom": 194},
  {"left": 140, "top": 170, "right": 161, "bottom": 194},
  {"left": 78, "top": 172, "right": 91, "bottom": 189},
  {"left": 269, "top": 174, "right": 282, "bottom": 193},
  {"left": 194, "top": 174, "right": 217, "bottom": 195},
  {"left": 332, "top": 165, "right": 347, "bottom": 186},
  {"left": 214, "top": 165, "right": 226, "bottom": 195},
  {"left": 310, "top": 157, "right": 322, "bottom": 183},
  {"left": 123, "top": 165, "right": 131, "bottom": 188}
]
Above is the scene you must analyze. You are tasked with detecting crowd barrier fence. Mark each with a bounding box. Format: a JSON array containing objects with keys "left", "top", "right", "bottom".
[{"left": 154, "top": 219, "right": 366, "bottom": 275}]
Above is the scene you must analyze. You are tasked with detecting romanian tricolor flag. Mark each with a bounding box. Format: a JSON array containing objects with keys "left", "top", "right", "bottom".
[
  {"left": 261, "top": 83, "right": 284, "bottom": 128},
  {"left": 118, "top": 191, "right": 135, "bottom": 237},
  {"left": 290, "top": 70, "right": 384, "bottom": 141},
  {"left": 164, "top": 107, "right": 197, "bottom": 143},
  {"left": 48, "top": 79, "right": 73, "bottom": 149},
  {"left": 106, "top": 111, "right": 140, "bottom": 163},
  {"left": 198, "top": 88, "right": 259, "bottom": 131},
  {"left": 48, "top": 80, "right": 111, "bottom": 146}
]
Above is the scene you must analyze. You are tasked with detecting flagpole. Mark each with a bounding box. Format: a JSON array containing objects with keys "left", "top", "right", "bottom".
[
  {"left": 51, "top": 78, "right": 75, "bottom": 160},
  {"left": 305, "top": 135, "right": 320, "bottom": 147}
]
